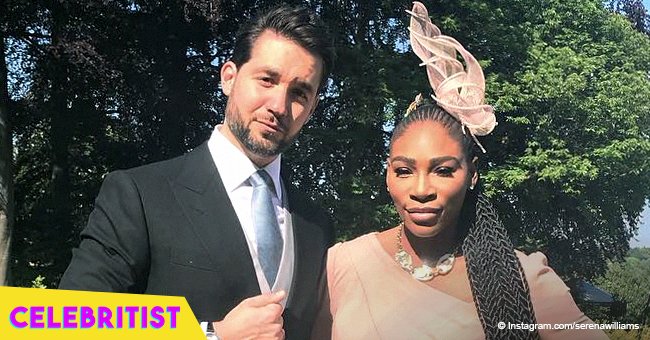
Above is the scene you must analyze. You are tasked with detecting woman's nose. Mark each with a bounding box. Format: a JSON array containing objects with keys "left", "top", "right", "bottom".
[{"left": 411, "top": 174, "right": 436, "bottom": 202}]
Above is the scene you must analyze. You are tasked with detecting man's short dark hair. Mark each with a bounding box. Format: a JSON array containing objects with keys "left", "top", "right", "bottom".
[{"left": 230, "top": 5, "right": 335, "bottom": 90}]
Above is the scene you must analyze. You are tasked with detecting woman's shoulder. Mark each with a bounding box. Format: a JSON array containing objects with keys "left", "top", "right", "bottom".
[
  {"left": 329, "top": 232, "right": 379, "bottom": 254},
  {"left": 326, "top": 232, "right": 380, "bottom": 294},
  {"left": 328, "top": 232, "right": 380, "bottom": 270}
]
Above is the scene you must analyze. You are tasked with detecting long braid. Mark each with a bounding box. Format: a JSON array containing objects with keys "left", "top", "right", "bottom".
[
  {"left": 463, "top": 191, "right": 539, "bottom": 340},
  {"left": 392, "top": 102, "right": 539, "bottom": 339}
]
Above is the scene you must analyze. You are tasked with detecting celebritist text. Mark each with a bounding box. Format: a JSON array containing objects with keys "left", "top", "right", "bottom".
[{"left": 9, "top": 305, "right": 180, "bottom": 329}]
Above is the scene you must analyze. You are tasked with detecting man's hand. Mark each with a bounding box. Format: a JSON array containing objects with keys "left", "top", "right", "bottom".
[{"left": 214, "top": 290, "right": 286, "bottom": 340}]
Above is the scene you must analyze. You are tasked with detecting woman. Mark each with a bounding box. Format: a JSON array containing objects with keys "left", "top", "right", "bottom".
[{"left": 314, "top": 2, "right": 608, "bottom": 339}]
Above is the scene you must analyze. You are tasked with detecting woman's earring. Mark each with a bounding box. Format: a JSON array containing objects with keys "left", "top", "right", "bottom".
[{"left": 469, "top": 185, "right": 475, "bottom": 191}]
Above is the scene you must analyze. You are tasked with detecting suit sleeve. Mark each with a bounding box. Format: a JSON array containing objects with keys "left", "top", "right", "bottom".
[
  {"left": 59, "top": 170, "right": 150, "bottom": 293},
  {"left": 309, "top": 272, "right": 332, "bottom": 340}
]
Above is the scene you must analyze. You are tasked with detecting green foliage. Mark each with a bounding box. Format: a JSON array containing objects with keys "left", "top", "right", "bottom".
[
  {"left": 607, "top": 327, "right": 650, "bottom": 340},
  {"left": 5, "top": 0, "right": 222, "bottom": 286},
  {"left": 595, "top": 247, "right": 650, "bottom": 325},
  {"left": 608, "top": 0, "right": 650, "bottom": 34},
  {"left": 482, "top": 0, "right": 650, "bottom": 279},
  {"left": 30, "top": 275, "right": 47, "bottom": 289}
]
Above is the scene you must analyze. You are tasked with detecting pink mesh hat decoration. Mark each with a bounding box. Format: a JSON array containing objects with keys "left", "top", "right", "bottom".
[{"left": 407, "top": 1, "right": 496, "bottom": 152}]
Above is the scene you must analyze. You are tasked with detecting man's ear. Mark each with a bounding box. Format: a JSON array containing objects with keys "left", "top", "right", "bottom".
[{"left": 221, "top": 61, "right": 238, "bottom": 96}]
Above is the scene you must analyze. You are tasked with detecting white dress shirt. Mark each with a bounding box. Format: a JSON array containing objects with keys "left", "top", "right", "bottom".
[{"left": 207, "top": 125, "right": 295, "bottom": 306}]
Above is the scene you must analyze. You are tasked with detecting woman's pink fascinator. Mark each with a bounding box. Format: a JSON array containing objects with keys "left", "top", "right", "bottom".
[{"left": 407, "top": 1, "right": 496, "bottom": 152}]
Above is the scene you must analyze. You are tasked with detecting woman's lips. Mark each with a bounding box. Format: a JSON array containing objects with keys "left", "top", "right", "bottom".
[
  {"left": 407, "top": 207, "right": 442, "bottom": 213},
  {"left": 406, "top": 207, "right": 442, "bottom": 224}
]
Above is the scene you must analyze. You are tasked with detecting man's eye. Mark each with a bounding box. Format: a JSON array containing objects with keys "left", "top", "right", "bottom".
[
  {"left": 259, "top": 77, "right": 273, "bottom": 86},
  {"left": 292, "top": 88, "right": 308, "bottom": 101}
]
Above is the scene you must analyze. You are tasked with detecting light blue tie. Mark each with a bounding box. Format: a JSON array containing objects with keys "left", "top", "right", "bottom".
[{"left": 250, "top": 170, "right": 283, "bottom": 287}]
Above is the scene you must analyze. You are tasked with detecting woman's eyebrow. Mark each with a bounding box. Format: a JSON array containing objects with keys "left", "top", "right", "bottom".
[
  {"left": 390, "top": 156, "right": 415, "bottom": 167},
  {"left": 429, "top": 156, "right": 462, "bottom": 168}
]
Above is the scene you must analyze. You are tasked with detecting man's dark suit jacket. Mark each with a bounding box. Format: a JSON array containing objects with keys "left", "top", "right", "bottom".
[{"left": 59, "top": 142, "right": 334, "bottom": 339}]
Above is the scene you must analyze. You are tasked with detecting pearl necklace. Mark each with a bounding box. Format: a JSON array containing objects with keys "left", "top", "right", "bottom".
[{"left": 394, "top": 223, "right": 456, "bottom": 282}]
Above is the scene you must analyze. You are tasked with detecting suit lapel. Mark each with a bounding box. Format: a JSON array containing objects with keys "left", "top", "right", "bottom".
[{"left": 172, "top": 143, "right": 261, "bottom": 297}]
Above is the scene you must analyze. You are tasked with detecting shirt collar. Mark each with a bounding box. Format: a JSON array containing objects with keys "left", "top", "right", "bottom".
[{"left": 208, "top": 124, "right": 283, "bottom": 199}]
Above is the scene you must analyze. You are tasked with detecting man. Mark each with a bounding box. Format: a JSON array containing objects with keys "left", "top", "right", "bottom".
[{"left": 59, "top": 5, "right": 335, "bottom": 339}]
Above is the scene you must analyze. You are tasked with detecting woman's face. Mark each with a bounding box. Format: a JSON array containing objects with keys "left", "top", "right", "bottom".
[{"left": 387, "top": 121, "right": 478, "bottom": 239}]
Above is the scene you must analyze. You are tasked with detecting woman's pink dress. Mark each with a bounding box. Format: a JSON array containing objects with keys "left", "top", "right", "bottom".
[{"left": 317, "top": 232, "right": 608, "bottom": 340}]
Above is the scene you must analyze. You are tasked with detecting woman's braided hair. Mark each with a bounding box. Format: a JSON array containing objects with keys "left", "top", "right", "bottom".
[{"left": 390, "top": 102, "right": 540, "bottom": 340}]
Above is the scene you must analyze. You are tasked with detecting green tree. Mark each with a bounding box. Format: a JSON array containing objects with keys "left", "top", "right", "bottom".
[
  {"left": 595, "top": 247, "right": 650, "bottom": 325},
  {"left": 609, "top": 0, "right": 649, "bottom": 34},
  {"left": 0, "top": 0, "right": 44, "bottom": 286},
  {"left": 6, "top": 0, "right": 225, "bottom": 287},
  {"left": 481, "top": 0, "right": 650, "bottom": 280},
  {"left": 0, "top": 27, "right": 13, "bottom": 286}
]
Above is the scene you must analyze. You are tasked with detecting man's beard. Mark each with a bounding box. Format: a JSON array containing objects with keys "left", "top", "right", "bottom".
[{"left": 226, "top": 108, "right": 294, "bottom": 158}]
